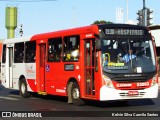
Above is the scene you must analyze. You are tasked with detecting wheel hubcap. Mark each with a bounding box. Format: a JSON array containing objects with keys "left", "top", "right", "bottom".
[
  {"left": 73, "top": 88, "right": 79, "bottom": 99},
  {"left": 21, "top": 83, "right": 26, "bottom": 94}
]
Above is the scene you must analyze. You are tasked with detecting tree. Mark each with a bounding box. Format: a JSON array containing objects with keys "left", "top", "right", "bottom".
[{"left": 92, "top": 20, "right": 113, "bottom": 25}]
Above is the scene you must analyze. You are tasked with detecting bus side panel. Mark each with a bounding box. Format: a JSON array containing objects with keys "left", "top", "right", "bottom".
[
  {"left": 45, "top": 63, "right": 64, "bottom": 95},
  {"left": 1, "top": 63, "right": 6, "bottom": 87},
  {"left": 25, "top": 63, "right": 37, "bottom": 92},
  {"left": 45, "top": 62, "right": 81, "bottom": 96},
  {"left": 13, "top": 63, "right": 25, "bottom": 90}
]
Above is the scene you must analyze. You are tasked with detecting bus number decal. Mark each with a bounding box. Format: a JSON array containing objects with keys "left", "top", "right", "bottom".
[{"left": 137, "top": 82, "right": 149, "bottom": 87}]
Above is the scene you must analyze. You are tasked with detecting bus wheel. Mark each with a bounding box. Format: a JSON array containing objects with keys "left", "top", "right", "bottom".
[
  {"left": 71, "top": 82, "right": 85, "bottom": 106},
  {"left": 19, "top": 78, "right": 31, "bottom": 98}
]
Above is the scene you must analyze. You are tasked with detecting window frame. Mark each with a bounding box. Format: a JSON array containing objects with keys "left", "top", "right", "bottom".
[
  {"left": 2, "top": 44, "right": 6, "bottom": 63},
  {"left": 62, "top": 35, "right": 80, "bottom": 62},
  {"left": 48, "top": 37, "right": 62, "bottom": 62},
  {"left": 14, "top": 42, "right": 24, "bottom": 63},
  {"left": 25, "top": 41, "right": 36, "bottom": 63}
]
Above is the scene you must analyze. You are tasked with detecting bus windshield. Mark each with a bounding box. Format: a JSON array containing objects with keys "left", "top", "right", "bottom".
[{"left": 101, "top": 38, "right": 156, "bottom": 74}]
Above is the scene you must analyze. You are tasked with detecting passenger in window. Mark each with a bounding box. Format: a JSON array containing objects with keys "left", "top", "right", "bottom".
[
  {"left": 31, "top": 51, "right": 36, "bottom": 62},
  {"left": 117, "top": 53, "right": 123, "bottom": 63},
  {"left": 49, "top": 45, "right": 52, "bottom": 53},
  {"left": 54, "top": 44, "right": 61, "bottom": 61},
  {"left": 64, "top": 42, "right": 73, "bottom": 61},
  {"left": 49, "top": 53, "right": 54, "bottom": 61},
  {"left": 103, "top": 55, "right": 108, "bottom": 66},
  {"left": 65, "top": 52, "right": 71, "bottom": 60},
  {"left": 19, "top": 51, "right": 24, "bottom": 62}
]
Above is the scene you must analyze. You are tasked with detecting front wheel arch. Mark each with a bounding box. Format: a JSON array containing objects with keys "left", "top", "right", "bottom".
[{"left": 67, "top": 80, "right": 85, "bottom": 106}]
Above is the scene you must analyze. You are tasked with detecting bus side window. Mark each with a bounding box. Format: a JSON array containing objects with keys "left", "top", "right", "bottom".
[
  {"left": 63, "top": 35, "right": 80, "bottom": 62},
  {"left": 14, "top": 42, "right": 24, "bottom": 63},
  {"left": 2, "top": 44, "right": 6, "bottom": 63},
  {"left": 25, "top": 41, "right": 36, "bottom": 63},
  {"left": 48, "top": 37, "right": 62, "bottom": 62}
]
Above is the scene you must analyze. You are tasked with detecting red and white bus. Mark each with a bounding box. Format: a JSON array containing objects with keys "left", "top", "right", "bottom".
[{"left": 1, "top": 24, "right": 159, "bottom": 105}]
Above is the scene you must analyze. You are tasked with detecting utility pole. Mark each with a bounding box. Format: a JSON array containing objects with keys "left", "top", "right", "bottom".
[
  {"left": 137, "top": 0, "right": 153, "bottom": 26},
  {"left": 143, "top": 0, "right": 147, "bottom": 26}
]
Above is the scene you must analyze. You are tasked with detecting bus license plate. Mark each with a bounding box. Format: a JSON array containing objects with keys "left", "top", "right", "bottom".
[{"left": 128, "top": 91, "right": 139, "bottom": 96}]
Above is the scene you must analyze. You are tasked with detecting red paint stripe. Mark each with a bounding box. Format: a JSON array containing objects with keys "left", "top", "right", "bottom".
[{"left": 27, "top": 79, "right": 37, "bottom": 92}]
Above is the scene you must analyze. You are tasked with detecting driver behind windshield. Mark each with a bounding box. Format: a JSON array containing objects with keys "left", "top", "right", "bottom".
[{"left": 122, "top": 49, "right": 136, "bottom": 63}]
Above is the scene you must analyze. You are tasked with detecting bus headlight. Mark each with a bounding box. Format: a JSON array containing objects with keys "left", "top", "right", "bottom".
[
  {"left": 151, "top": 75, "right": 157, "bottom": 86},
  {"left": 103, "top": 75, "right": 114, "bottom": 88}
]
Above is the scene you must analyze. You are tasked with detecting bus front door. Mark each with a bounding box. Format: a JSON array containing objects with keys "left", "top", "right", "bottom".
[
  {"left": 38, "top": 44, "right": 46, "bottom": 94},
  {"left": 84, "top": 39, "right": 95, "bottom": 96},
  {"left": 6, "top": 47, "right": 13, "bottom": 88}
]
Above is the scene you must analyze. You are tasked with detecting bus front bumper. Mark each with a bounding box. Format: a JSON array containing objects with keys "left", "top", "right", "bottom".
[{"left": 100, "top": 84, "right": 159, "bottom": 101}]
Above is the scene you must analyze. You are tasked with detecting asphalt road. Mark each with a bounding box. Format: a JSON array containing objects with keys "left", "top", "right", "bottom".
[{"left": 0, "top": 85, "right": 160, "bottom": 120}]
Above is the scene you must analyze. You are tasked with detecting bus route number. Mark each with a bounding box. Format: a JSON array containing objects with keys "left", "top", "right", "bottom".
[{"left": 137, "top": 82, "right": 149, "bottom": 87}]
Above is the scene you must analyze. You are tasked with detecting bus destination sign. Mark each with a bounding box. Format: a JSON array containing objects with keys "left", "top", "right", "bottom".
[{"left": 105, "top": 28, "right": 144, "bottom": 36}]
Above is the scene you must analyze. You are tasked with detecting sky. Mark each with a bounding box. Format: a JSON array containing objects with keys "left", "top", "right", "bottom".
[{"left": 0, "top": 0, "right": 160, "bottom": 39}]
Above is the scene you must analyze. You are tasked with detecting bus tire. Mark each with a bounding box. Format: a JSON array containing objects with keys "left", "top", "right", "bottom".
[
  {"left": 67, "top": 82, "right": 73, "bottom": 104},
  {"left": 19, "top": 78, "right": 31, "bottom": 98},
  {"left": 71, "top": 82, "right": 85, "bottom": 106}
]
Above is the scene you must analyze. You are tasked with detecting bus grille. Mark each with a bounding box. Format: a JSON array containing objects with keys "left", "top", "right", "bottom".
[
  {"left": 112, "top": 76, "right": 152, "bottom": 83},
  {"left": 119, "top": 92, "right": 146, "bottom": 97}
]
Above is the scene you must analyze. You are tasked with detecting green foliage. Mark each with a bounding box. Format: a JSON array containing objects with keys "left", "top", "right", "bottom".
[{"left": 92, "top": 20, "right": 113, "bottom": 25}]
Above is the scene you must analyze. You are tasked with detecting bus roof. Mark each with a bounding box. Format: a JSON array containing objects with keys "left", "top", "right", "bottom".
[
  {"left": 3, "top": 36, "right": 32, "bottom": 44},
  {"left": 31, "top": 25, "right": 99, "bottom": 40}
]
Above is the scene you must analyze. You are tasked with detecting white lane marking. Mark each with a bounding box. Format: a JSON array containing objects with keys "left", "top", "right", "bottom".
[
  {"left": 0, "top": 96, "right": 19, "bottom": 101},
  {"left": 8, "top": 95, "right": 21, "bottom": 98}
]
